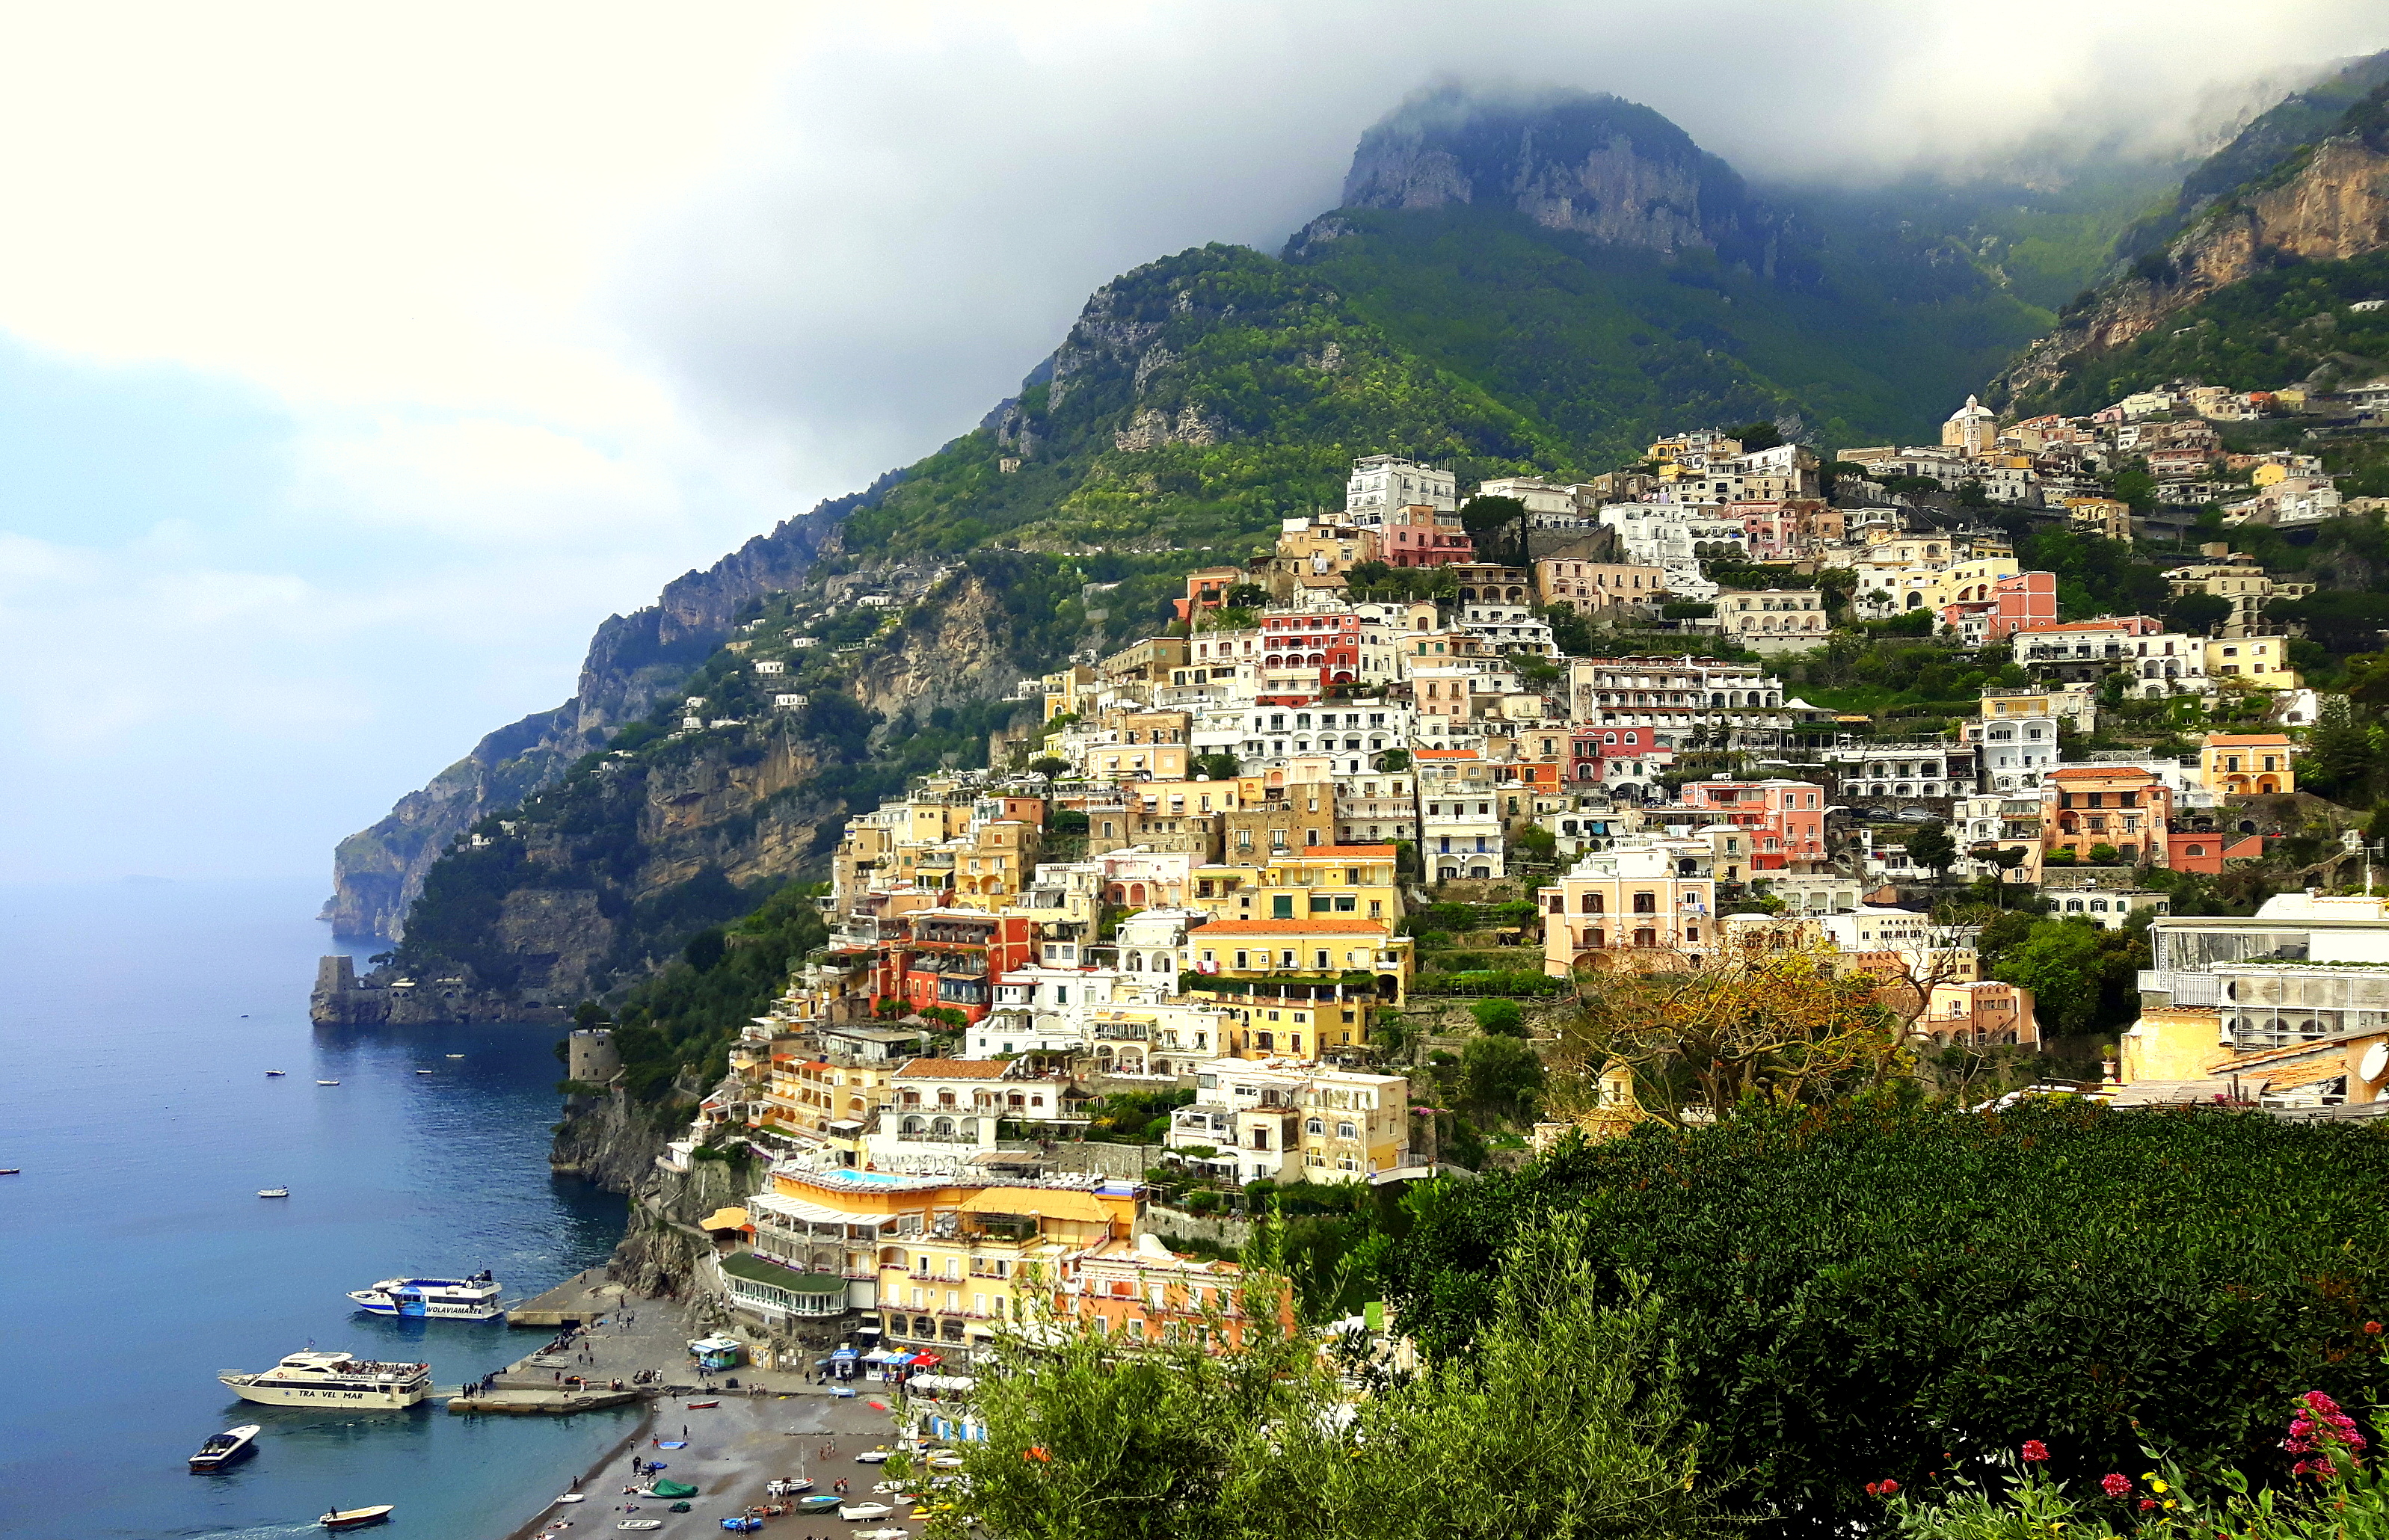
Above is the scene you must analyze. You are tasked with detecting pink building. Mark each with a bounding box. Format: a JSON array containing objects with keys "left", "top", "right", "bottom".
[{"left": 1674, "top": 779, "right": 1827, "bottom": 869}]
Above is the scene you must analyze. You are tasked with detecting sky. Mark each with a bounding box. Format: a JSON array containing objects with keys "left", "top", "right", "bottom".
[{"left": 1, "top": 0, "right": 2385, "bottom": 888}]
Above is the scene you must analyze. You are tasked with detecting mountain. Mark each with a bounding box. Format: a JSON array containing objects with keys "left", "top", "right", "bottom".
[
  {"left": 1997, "top": 64, "right": 2389, "bottom": 410},
  {"left": 322, "top": 77, "right": 2284, "bottom": 988},
  {"left": 1285, "top": 87, "right": 2056, "bottom": 461},
  {"left": 318, "top": 242, "right": 1576, "bottom": 1005}
]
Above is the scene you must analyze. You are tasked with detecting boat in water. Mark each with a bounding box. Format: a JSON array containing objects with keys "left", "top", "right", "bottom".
[
  {"left": 316, "top": 1079, "right": 339, "bottom": 1086},
  {"left": 219, "top": 1351, "right": 431, "bottom": 1409},
  {"left": 319, "top": 1506, "right": 395, "bottom": 1530},
  {"left": 265, "top": 1070, "right": 286, "bottom": 1077},
  {"left": 258, "top": 1187, "right": 290, "bottom": 1198},
  {"left": 188, "top": 1424, "right": 260, "bottom": 1469},
  {"left": 348, "top": 1271, "right": 502, "bottom": 1320}
]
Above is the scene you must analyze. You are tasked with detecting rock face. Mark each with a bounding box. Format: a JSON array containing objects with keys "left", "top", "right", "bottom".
[
  {"left": 552, "top": 1084, "right": 745, "bottom": 1299},
  {"left": 1338, "top": 84, "right": 1777, "bottom": 268},
  {"left": 2000, "top": 105, "right": 2389, "bottom": 404},
  {"left": 322, "top": 481, "right": 888, "bottom": 940},
  {"left": 309, "top": 954, "right": 565, "bottom": 1026}
]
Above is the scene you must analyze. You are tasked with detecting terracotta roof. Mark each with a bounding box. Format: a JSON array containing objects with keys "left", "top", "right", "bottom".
[
  {"left": 1272, "top": 845, "right": 1397, "bottom": 858},
  {"left": 893, "top": 1058, "right": 1012, "bottom": 1079},
  {"left": 2047, "top": 766, "right": 2163, "bottom": 780},
  {"left": 2202, "top": 733, "right": 2291, "bottom": 745}
]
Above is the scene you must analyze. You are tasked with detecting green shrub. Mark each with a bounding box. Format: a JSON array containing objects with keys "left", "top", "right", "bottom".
[{"left": 1374, "top": 1101, "right": 2389, "bottom": 1539}]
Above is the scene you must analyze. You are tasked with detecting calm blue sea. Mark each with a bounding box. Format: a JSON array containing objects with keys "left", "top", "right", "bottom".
[{"left": 0, "top": 879, "right": 632, "bottom": 1540}]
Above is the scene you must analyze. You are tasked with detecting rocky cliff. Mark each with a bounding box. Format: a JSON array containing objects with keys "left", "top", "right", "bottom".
[
  {"left": 1338, "top": 84, "right": 1778, "bottom": 272},
  {"left": 1999, "top": 89, "right": 2389, "bottom": 406},
  {"left": 552, "top": 1082, "right": 746, "bottom": 1299},
  {"left": 322, "top": 481, "right": 889, "bottom": 940}
]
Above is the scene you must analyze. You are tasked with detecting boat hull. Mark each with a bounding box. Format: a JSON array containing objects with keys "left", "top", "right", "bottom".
[
  {"left": 189, "top": 1426, "right": 261, "bottom": 1469},
  {"left": 348, "top": 1294, "right": 501, "bottom": 1320},
  {"left": 219, "top": 1376, "right": 430, "bottom": 1409}
]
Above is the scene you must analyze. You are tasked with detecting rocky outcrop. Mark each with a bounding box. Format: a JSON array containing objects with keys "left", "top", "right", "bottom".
[
  {"left": 309, "top": 955, "right": 565, "bottom": 1026},
  {"left": 1338, "top": 84, "right": 1777, "bottom": 269},
  {"left": 553, "top": 1082, "right": 748, "bottom": 1299},
  {"left": 323, "top": 479, "right": 892, "bottom": 940},
  {"left": 2000, "top": 114, "right": 2389, "bottom": 404}
]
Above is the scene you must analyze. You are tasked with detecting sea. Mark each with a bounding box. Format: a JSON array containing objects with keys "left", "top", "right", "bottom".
[{"left": 0, "top": 878, "right": 633, "bottom": 1540}]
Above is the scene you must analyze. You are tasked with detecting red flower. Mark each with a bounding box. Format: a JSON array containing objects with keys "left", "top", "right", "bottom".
[
  {"left": 1879, "top": 1479, "right": 1899, "bottom": 1496},
  {"left": 2365, "top": 1322, "right": 2383, "bottom": 1337},
  {"left": 2140, "top": 1500, "right": 2159, "bottom": 1512},
  {"left": 2022, "top": 1441, "right": 2051, "bottom": 1463},
  {"left": 2103, "top": 1474, "right": 2132, "bottom": 1497}
]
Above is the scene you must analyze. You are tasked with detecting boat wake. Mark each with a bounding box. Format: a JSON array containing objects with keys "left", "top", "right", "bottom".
[{"left": 182, "top": 1523, "right": 322, "bottom": 1540}]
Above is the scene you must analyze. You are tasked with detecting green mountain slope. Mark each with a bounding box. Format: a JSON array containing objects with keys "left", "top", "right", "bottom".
[
  {"left": 1287, "top": 203, "right": 2050, "bottom": 463},
  {"left": 2036, "top": 247, "right": 2389, "bottom": 415}
]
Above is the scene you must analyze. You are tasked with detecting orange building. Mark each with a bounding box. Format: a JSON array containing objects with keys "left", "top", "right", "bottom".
[
  {"left": 2043, "top": 766, "right": 2172, "bottom": 867},
  {"left": 1060, "top": 1233, "right": 1293, "bottom": 1349}
]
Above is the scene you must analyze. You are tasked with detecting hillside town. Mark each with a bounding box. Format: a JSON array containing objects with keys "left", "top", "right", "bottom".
[{"left": 580, "top": 369, "right": 2389, "bottom": 1396}]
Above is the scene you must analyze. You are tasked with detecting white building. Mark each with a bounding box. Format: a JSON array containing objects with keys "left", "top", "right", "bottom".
[{"left": 1344, "top": 455, "right": 1456, "bottom": 526}]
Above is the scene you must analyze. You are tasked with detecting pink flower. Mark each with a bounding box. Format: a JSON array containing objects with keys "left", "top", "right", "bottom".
[
  {"left": 2139, "top": 1499, "right": 2159, "bottom": 1512},
  {"left": 2022, "top": 1441, "right": 2051, "bottom": 1463},
  {"left": 2103, "top": 1473, "right": 2132, "bottom": 1497}
]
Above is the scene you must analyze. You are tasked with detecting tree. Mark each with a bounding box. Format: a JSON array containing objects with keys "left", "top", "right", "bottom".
[
  {"left": 1557, "top": 936, "right": 1907, "bottom": 1124},
  {"left": 1511, "top": 825, "right": 1558, "bottom": 863},
  {"left": 1461, "top": 1034, "right": 1544, "bottom": 1121},
  {"left": 2166, "top": 590, "right": 2234, "bottom": 636},
  {"left": 1987, "top": 915, "right": 2147, "bottom": 1036},
  {"left": 1223, "top": 582, "right": 1269, "bottom": 609},
  {"left": 1028, "top": 756, "right": 1070, "bottom": 778},
  {"left": 1191, "top": 752, "right": 1240, "bottom": 780},
  {"left": 1905, "top": 821, "right": 1958, "bottom": 878},
  {"left": 1470, "top": 998, "right": 1527, "bottom": 1038},
  {"left": 1373, "top": 748, "right": 1411, "bottom": 772},
  {"left": 1736, "top": 420, "right": 1785, "bottom": 452},
  {"left": 1459, "top": 494, "right": 1529, "bottom": 566}
]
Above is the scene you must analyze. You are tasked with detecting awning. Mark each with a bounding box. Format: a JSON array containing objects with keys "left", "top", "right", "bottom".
[
  {"left": 862, "top": 1349, "right": 909, "bottom": 1364},
  {"left": 956, "top": 1186, "right": 1112, "bottom": 1224},
  {"left": 907, "top": 1352, "right": 943, "bottom": 1367},
  {"left": 747, "top": 1192, "right": 892, "bottom": 1228},
  {"left": 830, "top": 1347, "right": 858, "bottom": 1360},
  {"left": 698, "top": 1207, "right": 751, "bottom": 1232}
]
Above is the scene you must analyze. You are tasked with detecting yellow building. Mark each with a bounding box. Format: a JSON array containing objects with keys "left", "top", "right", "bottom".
[
  {"left": 1257, "top": 844, "right": 1403, "bottom": 926},
  {"left": 2064, "top": 497, "right": 2133, "bottom": 542},
  {"left": 2200, "top": 733, "right": 2295, "bottom": 796},
  {"left": 1186, "top": 917, "right": 1411, "bottom": 1053},
  {"left": 733, "top": 1168, "right": 1137, "bottom": 1359},
  {"left": 1042, "top": 663, "right": 1096, "bottom": 724},
  {"left": 2203, "top": 636, "right": 2299, "bottom": 691},
  {"left": 758, "top": 1052, "right": 902, "bottom": 1142},
  {"left": 1089, "top": 710, "right": 1190, "bottom": 783}
]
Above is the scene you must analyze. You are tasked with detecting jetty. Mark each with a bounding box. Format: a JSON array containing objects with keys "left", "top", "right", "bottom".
[{"left": 505, "top": 1266, "right": 633, "bottom": 1329}]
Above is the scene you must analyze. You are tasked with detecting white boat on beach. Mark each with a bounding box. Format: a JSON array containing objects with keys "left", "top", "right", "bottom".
[
  {"left": 220, "top": 1351, "right": 432, "bottom": 1409},
  {"left": 554, "top": 1493, "right": 585, "bottom": 1503},
  {"left": 839, "top": 1503, "right": 896, "bottom": 1521},
  {"left": 348, "top": 1271, "right": 503, "bottom": 1320},
  {"left": 618, "top": 1525, "right": 661, "bottom": 1533}
]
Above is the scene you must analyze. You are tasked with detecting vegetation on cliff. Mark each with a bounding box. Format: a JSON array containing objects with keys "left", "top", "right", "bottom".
[{"left": 600, "top": 881, "right": 828, "bottom": 1104}]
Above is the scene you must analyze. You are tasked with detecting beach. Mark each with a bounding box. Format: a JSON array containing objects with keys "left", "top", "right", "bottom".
[{"left": 498, "top": 1281, "right": 910, "bottom": 1540}]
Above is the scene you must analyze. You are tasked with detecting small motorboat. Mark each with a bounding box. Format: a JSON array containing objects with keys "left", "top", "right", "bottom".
[
  {"left": 0, "top": 1168, "right": 18, "bottom": 1175},
  {"left": 793, "top": 1494, "right": 840, "bottom": 1512},
  {"left": 685, "top": 1399, "right": 720, "bottom": 1409},
  {"left": 316, "top": 1079, "right": 340, "bottom": 1086},
  {"left": 555, "top": 1493, "right": 586, "bottom": 1503},
  {"left": 188, "top": 1423, "right": 261, "bottom": 1469},
  {"left": 319, "top": 1506, "right": 395, "bottom": 1530},
  {"left": 840, "top": 1503, "right": 896, "bottom": 1521},
  {"left": 722, "top": 1521, "right": 762, "bottom": 1534},
  {"left": 446, "top": 1053, "right": 464, "bottom": 1059},
  {"left": 416, "top": 1069, "right": 434, "bottom": 1075},
  {"left": 767, "top": 1476, "right": 815, "bottom": 1495},
  {"left": 266, "top": 1070, "right": 286, "bottom": 1077},
  {"left": 258, "top": 1187, "right": 291, "bottom": 1199},
  {"left": 855, "top": 1448, "right": 893, "bottom": 1464}
]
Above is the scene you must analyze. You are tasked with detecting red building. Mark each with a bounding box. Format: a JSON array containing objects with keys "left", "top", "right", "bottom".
[
  {"left": 874, "top": 909, "right": 1036, "bottom": 1024},
  {"left": 1983, "top": 572, "right": 2059, "bottom": 641},
  {"left": 1381, "top": 503, "right": 1474, "bottom": 568},
  {"left": 1675, "top": 778, "right": 1827, "bottom": 869},
  {"left": 1262, "top": 612, "right": 1362, "bottom": 685},
  {"left": 1570, "top": 727, "right": 1655, "bottom": 783}
]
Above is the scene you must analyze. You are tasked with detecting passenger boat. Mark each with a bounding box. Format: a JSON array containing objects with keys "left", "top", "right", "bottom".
[
  {"left": 219, "top": 1351, "right": 432, "bottom": 1408},
  {"left": 348, "top": 1271, "right": 502, "bottom": 1319},
  {"left": 259, "top": 1187, "right": 290, "bottom": 1198},
  {"left": 319, "top": 1506, "right": 395, "bottom": 1530},
  {"left": 188, "top": 1424, "right": 260, "bottom": 1469}
]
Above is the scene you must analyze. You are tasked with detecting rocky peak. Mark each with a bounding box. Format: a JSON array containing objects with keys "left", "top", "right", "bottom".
[{"left": 1338, "top": 84, "right": 1774, "bottom": 266}]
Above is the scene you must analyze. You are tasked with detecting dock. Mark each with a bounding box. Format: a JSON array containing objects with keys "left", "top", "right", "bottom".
[
  {"left": 505, "top": 1266, "right": 634, "bottom": 1328},
  {"left": 449, "top": 1386, "right": 645, "bottom": 1415}
]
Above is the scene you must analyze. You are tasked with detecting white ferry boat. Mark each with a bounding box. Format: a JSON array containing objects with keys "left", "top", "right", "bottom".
[
  {"left": 218, "top": 1351, "right": 432, "bottom": 1408},
  {"left": 347, "top": 1271, "right": 502, "bottom": 1320}
]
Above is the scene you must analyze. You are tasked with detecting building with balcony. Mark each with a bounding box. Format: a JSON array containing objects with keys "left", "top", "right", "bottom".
[
  {"left": 2198, "top": 733, "right": 2294, "bottom": 797},
  {"left": 1673, "top": 779, "right": 1827, "bottom": 869},
  {"left": 1060, "top": 1233, "right": 1288, "bottom": 1349},
  {"left": 1166, "top": 1059, "right": 1411, "bottom": 1183},
  {"left": 2044, "top": 766, "right": 2172, "bottom": 867},
  {"left": 1539, "top": 841, "right": 1718, "bottom": 976}
]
